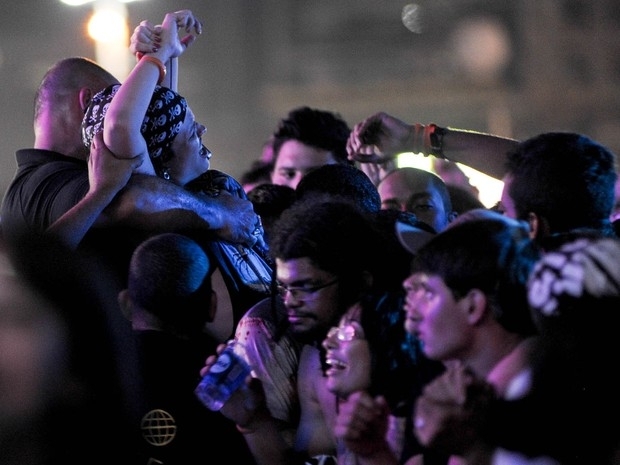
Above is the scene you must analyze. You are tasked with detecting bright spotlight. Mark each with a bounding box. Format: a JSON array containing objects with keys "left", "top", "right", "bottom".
[{"left": 87, "top": 8, "right": 127, "bottom": 43}]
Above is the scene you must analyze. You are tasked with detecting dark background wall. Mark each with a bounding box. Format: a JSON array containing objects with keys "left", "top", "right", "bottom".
[{"left": 2, "top": 0, "right": 619, "bottom": 197}]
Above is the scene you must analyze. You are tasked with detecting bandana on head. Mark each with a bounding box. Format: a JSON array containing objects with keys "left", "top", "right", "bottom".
[
  {"left": 81, "top": 84, "right": 188, "bottom": 178},
  {"left": 527, "top": 237, "right": 620, "bottom": 317}
]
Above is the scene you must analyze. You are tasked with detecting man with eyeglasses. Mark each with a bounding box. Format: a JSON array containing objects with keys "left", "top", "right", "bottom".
[{"left": 207, "top": 198, "right": 385, "bottom": 465}]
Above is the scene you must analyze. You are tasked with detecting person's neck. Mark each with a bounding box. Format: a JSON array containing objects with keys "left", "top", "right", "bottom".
[
  {"left": 34, "top": 137, "right": 86, "bottom": 160},
  {"left": 467, "top": 331, "right": 525, "bottom": 379},
  {"left": 34, "top": 115, "right": 87, "bottom": 159}
]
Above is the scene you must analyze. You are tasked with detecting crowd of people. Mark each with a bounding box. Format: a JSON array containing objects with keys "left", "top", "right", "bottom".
[{"left": 1, "top": 8, "right": 620, "bottom": 465}]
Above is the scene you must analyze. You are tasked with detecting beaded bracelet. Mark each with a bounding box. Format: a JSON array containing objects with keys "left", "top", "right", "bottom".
[{"left": 140, "top": 55, "right": 167, "bottom": 86}]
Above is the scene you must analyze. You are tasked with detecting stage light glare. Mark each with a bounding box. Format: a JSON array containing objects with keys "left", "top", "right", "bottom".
[{"left": 87, "top": 8, "right": 127, "bottom": 43}]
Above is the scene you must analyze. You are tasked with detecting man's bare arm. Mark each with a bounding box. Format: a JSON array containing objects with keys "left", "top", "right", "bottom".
[
  {"left": 46, "top": 132, "right": 141, "bottom": 249},
  {"left": 347, "top": 112, "right": 519, "bottom": 180},
  {"left": 99, "top": 173, "right": 260, "bottom": 247}
]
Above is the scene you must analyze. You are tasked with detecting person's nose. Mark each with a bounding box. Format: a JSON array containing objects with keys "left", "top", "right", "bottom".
[
  {"left": 403, "top": 295, "right": 421, "bottom": 319},
  {"left": 402, "top": 279, "right": 423, "bottom": 318},
  {"left": 322, "top": 327, "right": 339, "bottom": 350},
  {"left": 197, "top": 123, "right": 206, "bottom": 137},
  {"left": 281, "top": 290, "right": 302, "bottom": 308}
]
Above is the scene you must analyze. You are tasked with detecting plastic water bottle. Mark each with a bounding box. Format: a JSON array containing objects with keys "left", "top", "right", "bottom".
[{"left": 194, "top": 340, "right": 251, "bottom": 411}]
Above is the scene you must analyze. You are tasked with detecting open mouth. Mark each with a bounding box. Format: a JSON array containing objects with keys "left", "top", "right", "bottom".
[
  {"left": 200, "top": 145, "right": 212, "bottom": 159},
  {"left": 325, "top": 356, "right": 347, "bottom": 370}
]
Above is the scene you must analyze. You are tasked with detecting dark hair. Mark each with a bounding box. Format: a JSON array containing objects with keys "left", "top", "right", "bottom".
[
  {"left": 295, "top": 164, "right": 381, "bottom": 213},
  {"left": 128, "top": 233, "right": 213, "bottom": 334},
  {"left": 411, "top": 214, "right": 540, "bottom": 335},
  {"left": 272, "top": 106, "right": 352, "bottom": 164},
  {"left": 240, "top": 160, "right": 274, "bottom": 189},
  {"left": 446, "top": 184, "right": 485, "bottom": 215},
  {"left": 356, "top": 293, "right": 443, "bottom": 416},
  {"left": 247, "top": 183, "right": 296, "bottom": 242},
  {"left": 269, "top": 198, "right": 380, "bottom": 312},
  {"left": 506, "top": 132, "right": 617, "bottom": 237},
  {"left": 360, "top": 210, "right": 444, "bottom": 415}
]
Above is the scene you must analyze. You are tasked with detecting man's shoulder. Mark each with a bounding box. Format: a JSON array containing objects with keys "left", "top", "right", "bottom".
[
  {"left": 15, "top": 148, "right": 85, "bottom": 167},
  {"left": 241, "top": 296, "right": 285, "bottom": 320},
  {"left": 10, "top": 148, "right": 87, "bottom": 187},
  {"left": 299, "top": 344, "right": 322, "bottom": 370},
  {"left": 9, "top": 148, "right": 87, "bottom": 186},
  {"left": 1, "top": 149, "right": 89, "bottom": 239}
]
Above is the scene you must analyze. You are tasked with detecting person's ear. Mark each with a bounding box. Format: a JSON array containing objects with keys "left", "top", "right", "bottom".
[
  {"left": 78, "top": 87, "right": 94, "bottom": 113},
  {"left": 117, "top": 289, "right": 132, "bottom": 321},
  {"left": 463, "top": 288, "right": 487, "bottom": 325}
]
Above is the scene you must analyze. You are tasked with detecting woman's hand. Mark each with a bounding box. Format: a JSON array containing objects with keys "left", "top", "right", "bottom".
[
  {"left": 334, "top": 391, "right": 393, "bottom": 458},
  {"left": 130, "top": 10, "right": 203, "bottom": 59}
]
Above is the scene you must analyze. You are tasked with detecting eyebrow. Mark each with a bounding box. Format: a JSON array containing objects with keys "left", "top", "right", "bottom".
[
  {"left": 277, "top": 278, "right": 315, "bottom": 287},
  {"left": 407, "top": 192, "right": 434, "bottom": 203}
]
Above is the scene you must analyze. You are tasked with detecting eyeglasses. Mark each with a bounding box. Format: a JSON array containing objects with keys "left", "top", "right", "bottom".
[
  {"left": 326, "top": 322, "right": 362, "bottom": 342},
  {"left": 276, "top": 278, "right": 339, "bottom": 301}
]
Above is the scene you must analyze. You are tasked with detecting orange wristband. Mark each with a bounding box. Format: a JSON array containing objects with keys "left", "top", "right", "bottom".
[{"left": 140, "top": 55, "right": 166, "bottom": 85}]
